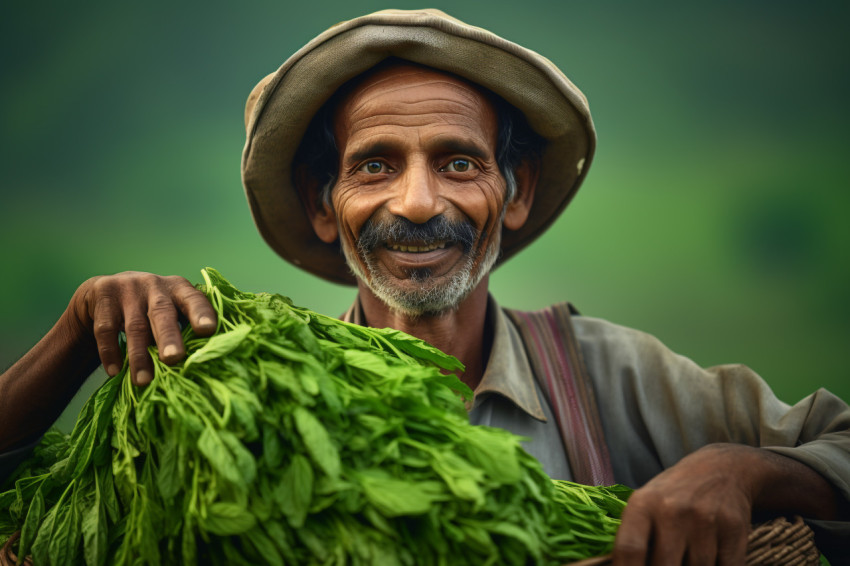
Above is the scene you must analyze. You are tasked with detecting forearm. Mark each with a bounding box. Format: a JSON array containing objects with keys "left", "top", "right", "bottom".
[
  {"left": 0, "top": 310, "right": 100, "bottom": 451},
  {"left": 745, "top": 444, "right": 846, "bottom": 522}
]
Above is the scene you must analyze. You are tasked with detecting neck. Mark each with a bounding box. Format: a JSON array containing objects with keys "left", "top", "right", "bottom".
[{"left": 357, "top": 276, "right": 491, "bottom": 390}]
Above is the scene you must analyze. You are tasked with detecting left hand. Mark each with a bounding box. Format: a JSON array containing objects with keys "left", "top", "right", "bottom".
[{"left": 611, "top": 444, "right": 758, "bottom": 565}]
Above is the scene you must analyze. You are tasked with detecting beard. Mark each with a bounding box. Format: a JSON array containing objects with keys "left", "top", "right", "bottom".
[{"left": 341, "top": 214, "right": 502, "bottom": 317}]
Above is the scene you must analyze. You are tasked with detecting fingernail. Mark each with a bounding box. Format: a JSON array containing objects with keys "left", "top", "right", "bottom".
[
  {"left": 198, "top": 316, "right": 214, "bottom": 328},
  {"left": 136, "top": 369, "right": 153, "bottom": 386},
  {"left": 107, "top": 364, "right": 120, "bottom": 377},
  {"left": 162, "top": 344, "right": 178, "bottom": 358}
]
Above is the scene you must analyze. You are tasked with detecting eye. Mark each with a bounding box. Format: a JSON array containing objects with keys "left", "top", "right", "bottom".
[
  {"left": 359, "top": 161, "right": 388, "bottom": 174},
  {"left": 441, "top": 158, "right": 473, "bottom": 173}
]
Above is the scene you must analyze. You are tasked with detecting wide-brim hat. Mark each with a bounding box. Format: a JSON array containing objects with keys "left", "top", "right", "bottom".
[{"left": 242, "top": 8, "right": 595, "bottom": 285}]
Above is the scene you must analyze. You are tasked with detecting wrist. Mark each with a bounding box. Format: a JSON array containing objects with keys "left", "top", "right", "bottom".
[{"left": 697, "top": 443, "right": 841, "bottom": 521}]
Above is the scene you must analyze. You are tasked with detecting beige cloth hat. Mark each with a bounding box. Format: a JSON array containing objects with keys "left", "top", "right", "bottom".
[{"left": 242, "top": 8, "right": 595, "bottom": 285}]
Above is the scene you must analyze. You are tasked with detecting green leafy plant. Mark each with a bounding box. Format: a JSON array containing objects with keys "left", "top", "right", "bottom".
[{"left": 1, "top": 268, "right": 630, "bottom": 565}]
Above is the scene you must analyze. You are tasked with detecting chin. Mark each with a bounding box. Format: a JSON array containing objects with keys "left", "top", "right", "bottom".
[{"left": 346, "top": 244, "right": 499, "bottom": 318}]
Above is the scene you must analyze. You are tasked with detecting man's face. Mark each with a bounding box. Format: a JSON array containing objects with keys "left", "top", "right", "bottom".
[{"left": 328, "top": 65, "right": 509, "bottom": 315}]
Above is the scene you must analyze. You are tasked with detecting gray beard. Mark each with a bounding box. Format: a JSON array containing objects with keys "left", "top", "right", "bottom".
[{"left": 341, "top": 227, "right": 501, "bottom": 317}]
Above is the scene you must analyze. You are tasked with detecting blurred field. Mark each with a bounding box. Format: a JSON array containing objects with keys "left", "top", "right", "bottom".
[{"left": 1, "top": 1, "right": 848, "bottom": 430}]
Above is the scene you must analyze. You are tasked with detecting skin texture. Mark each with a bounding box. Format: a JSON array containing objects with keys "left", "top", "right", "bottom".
[
  {"left": 612, "top": 443, "right": 841, "bottom": 565},
  {"left": 0, "top": 273, "right": 216, "bottom": 449},
  {"left": 306, "top": 65, "right": 536, "bottom": 390},
  {"left": 0, "top": 63, "right": 844, "bottom": 564}
]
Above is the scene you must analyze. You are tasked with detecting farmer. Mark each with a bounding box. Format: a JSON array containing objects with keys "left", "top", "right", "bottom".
[{"left": 1, "top": 9, "right": 848, "bottom": 563}]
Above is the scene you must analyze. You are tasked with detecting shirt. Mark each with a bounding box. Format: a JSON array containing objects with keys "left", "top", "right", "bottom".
[{"left": 346, "top": 294, "right": 850, "bottom": 555}]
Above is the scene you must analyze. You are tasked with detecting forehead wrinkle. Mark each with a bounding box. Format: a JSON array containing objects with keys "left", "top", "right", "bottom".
[
  {"left": 353, "top": 71, "right": 481, "bottom": 101},
  {"left": 352, "top": 109, "right": 485, "bottom": 130},
  {"left": 344, "top": 121, "right": 492, "bottom": 158},
  {"left": 347, "top": 92, "right": 484, "bottom": 126},
  {"left": 336, "top": 67, "right": 498, "bottom": 156},
  {"left": 342, "top": 67, "right": 489, "bottom": 118}
]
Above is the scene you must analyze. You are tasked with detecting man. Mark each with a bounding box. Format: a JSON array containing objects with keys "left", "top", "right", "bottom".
[{"left": 1, "top": 9, "right": 848, "bottom": 564}]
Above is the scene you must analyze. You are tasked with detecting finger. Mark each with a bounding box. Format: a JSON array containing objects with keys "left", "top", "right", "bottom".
[
  {"left": 91, "top": 292, "right": 124, "bottom": 377},
  {"left": 683, "top": 516, "right": 718, "bottom": 566},
  {"left": 170, "top": 277, "right": 217, "bottom": 335},
  {"left": 123, "top": 306, "right": 155, "bottom": 386},
  {"left": 146, "top": 291, "right": 185, "bottom": 365},
  {"left": 650, "top": 519, "right": 688, "bottom": 566},
  {"left": 648, "top": 497, "right": 710, "bottom": 566},
  {"left": 685, "top": 538, "right": 718, "bottom": 566},
  {"left": 716, "top": 518, "right": 748, "bottom": 565},
  {"left": 611, "top": 506, "right": 652, "bottom": 566}
]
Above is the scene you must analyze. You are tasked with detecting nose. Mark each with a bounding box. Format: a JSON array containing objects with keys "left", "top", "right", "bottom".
[{"left": 385, "top": 163, "right": 446, "bottom": 224}]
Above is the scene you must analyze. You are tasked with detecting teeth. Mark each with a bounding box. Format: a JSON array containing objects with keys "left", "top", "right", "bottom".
[{"left": 388, "top": 241, "right": 447, "bottom": 252}]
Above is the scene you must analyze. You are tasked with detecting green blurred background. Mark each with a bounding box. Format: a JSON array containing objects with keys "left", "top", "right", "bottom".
[{"left": 2, "top": 1, "right": 848, "bottom": 431}]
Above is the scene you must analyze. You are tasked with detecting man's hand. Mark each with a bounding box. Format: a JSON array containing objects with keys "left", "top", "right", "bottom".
[
  {"left": 0, "top": 272, "right": 217, "bottom": 451},
  {"left": 611, "top": 443, "right": 841, "bottom": 565},
  {"left": 66, "top": 272, "right": 217, "bottom": 386}
]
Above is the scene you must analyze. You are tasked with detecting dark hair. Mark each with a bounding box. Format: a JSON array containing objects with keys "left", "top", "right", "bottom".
[{"left": 293, "top": 60, "right": 546, "bottom": 209}]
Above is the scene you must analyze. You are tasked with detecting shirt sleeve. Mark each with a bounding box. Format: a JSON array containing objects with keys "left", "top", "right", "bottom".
[{"left": 572, "top": 316, "right": 850, "bottom": 553}]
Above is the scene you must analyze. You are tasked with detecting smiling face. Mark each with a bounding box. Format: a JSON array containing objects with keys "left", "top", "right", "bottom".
[{"left": 309, "top": 64, "right": 530, "bottom": 316}]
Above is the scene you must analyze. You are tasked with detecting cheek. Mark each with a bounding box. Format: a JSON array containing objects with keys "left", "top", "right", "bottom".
[
  {"left": 451, "top": 176, "right": 507, "bottom": 231},
  {"left": 333, "top": 183, "right": 381, "bottom": 242}
]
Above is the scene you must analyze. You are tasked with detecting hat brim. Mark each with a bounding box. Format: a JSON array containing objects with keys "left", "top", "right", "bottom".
[{"left": 242, "top": 9, "right": 595, "bottom": 285}]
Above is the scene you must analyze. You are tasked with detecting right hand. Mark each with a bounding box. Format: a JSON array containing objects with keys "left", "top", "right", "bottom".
[{"left": 65, "top": 272, "right": 217, "bottom": 386}]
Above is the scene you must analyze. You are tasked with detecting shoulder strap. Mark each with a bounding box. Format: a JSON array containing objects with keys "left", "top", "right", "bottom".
[{"left": 505, "top": 303, "right": 614, "bottom": 485}]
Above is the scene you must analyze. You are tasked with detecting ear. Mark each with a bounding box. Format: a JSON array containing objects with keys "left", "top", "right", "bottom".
[
  {"left": 295, "top": 164, "right": 338, "bottom": 243},
  {"left": 503, "top": 157, "right": 539, "bottom": 231}
]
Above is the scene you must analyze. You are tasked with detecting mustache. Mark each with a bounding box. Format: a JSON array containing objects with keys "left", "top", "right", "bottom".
[{"left": 357, "top": 215, "right": 478, "bottom": 254}]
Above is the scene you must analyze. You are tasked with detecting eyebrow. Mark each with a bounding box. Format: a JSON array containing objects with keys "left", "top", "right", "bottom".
[
  {"left": 429, "top": 139, "right": 489, "bottom": 160},
  {"left": 345, "top": 138, "right": 491, "bottom": 165},
  {"left": 346, "top": 142, "right": 395, "bottom": 165}
]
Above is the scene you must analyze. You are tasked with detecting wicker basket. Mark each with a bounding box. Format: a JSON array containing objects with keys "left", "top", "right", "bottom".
[{"left": 1, "top": 516, "right": 820, "bottom": 566}]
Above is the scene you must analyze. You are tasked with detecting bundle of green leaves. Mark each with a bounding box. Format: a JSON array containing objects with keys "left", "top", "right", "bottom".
[{"left": 0, "top": 268, "right": 630, "bottom": 565}]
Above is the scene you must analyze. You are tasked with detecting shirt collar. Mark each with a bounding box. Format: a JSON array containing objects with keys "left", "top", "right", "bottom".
[
  {"left": 473, "top": 295, "right": 547, "bottom": 421},
  {"left": 342, "top": 294, "right": 547, "bottom": 422}
]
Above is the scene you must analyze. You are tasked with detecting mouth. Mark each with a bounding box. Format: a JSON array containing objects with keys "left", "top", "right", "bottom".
[{"left": 385, "top": 240, "right": 449, "bottom": 253}]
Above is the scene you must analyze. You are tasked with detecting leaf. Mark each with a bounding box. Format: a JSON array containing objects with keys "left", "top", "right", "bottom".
[
  {"left": 200, "top": 502, "right": 256, "bottom": 536},
  {"left": 262, "top": 426, "right": 284, "bottom": 468},
  {"left": 359, "top": 471, "right": 445, "bottom": 517},
  {"left": 230, "top": 394, "right": 260, "bottom": 441},
  {"left": 30, "top": 502, "right": 57, "bottom": 565},
  {"left": 374, "top": 328, "right": 465, "bottom": 372},
  {"left": 275, "top": 454, "right": 313, "bottom": 528},
  {"left": 61, "top": 421, "right": 95, "bottom": 481},
  {"left": 431, "top": 451, "right": 485, "bottom": 506},
  {"left": 263, "top": 520, "right": 298, "bottom": 563},
  {"left": 156, "top": 433, "right": 181, "bottom": 500},
  {"left": 184, "top": 324, "right": 252, "bottom": 367},
  {"left": 219, "top": 430, "right": 258, "bottom": 485},
  {"left": 342, "top": 349, "right": 391, "bottom": 376},
  {"left": 82, "top": 475, "right": 107, "bottom": 566},
  {"left": 47, "top": 499, "right": 75, "bottom": 565},
  {"left": 244, "top": 525, "right": 285, "bottom": 566},
  {"left": 293, "top": 407, "right": 340, "bottom": 479},
  {"left": 17, "top": 482, "right": 45, "bottom": 559},
  {"left": 98, "top": 465, "right": 120, "bottom": 524},
  {"left": 463, "top": 427, "right": 522, "bottom": 484}
]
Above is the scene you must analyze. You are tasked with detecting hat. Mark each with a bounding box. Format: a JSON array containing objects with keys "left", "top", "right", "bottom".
[{"left": 242, "top": 8, "right": 595, "bottom": 285}]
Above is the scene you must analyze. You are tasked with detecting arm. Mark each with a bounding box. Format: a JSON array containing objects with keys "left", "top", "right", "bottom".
[
  {"left": 572, "top": 316, "right": 850, "bottom": 564},
  {"left": 612, "top": 443, "right": 845, "bottom": 565},
  {"left": 0, "top": 272, "right": 216, "bottom": 452}
]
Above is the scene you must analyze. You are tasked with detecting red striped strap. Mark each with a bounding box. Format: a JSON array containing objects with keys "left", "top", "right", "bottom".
[{"left": 505, "top": 304, "right": 614, "bottom": 485}]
